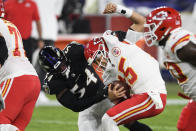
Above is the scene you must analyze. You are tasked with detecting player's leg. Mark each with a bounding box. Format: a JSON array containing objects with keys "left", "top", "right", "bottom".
[
  {"left": 12, "top": 75, "right": 40, "bottom": 131},
  {"left": 0, "top": 124, "right": 20, "bottom": 131},
  {"left": 0, "top": 78, "right": 24, "bottom": 129},
  {"left": 78, "top": 110, "right": 100, "bottom": 131},
  {"left": 101, "top": 113, "right": 120, "bottom": 131},
  {"left": 177, "top": 100, "right": 196, "bottom": 131},
  {"left": 78, "top": 99, "right": 113, "bottom": 131},
  {"left": 101, "top": 93, "right": 166, "bottom": 130}
]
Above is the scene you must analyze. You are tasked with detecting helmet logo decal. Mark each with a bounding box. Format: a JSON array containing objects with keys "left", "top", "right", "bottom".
[
  {"left": 112, "top": 47, "right": 121, "bottom": 57},
  {"left": 153, "top": 11, "right": 168, "bottom": 20}
]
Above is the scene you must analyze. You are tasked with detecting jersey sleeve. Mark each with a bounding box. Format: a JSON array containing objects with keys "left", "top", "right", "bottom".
[
  {"left": 170, "top": 34, "right": 191, "bottom": 55},
  {"left": 57, "top": 84, "right": 107, "bottom": 112},
  {"left": 32, "top": 1, "right": 40, "bottom": 21},
  {"left": 46, "top": 74, "right": 70, "bottom": 95}
]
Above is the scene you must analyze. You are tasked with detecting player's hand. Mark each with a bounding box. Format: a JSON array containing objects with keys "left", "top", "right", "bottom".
[
  {"left": 107, "top": 84, "right": 126, "bottom": 102},
  {"left": 43, "top": 73, "right": 54, "bottom": 94},
  {"left": 103, "top": 3, "right": 117, "bottom": 14},
  {"left": 38, "top": 40, "right": 44, "bottom": 49},
  {"left": 0, "top": 94, "right": 5, "bottom": 112}
]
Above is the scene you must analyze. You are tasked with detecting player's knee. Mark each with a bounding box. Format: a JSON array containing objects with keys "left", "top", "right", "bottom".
[
  {"left": 102, "top": 113, "right": 116, "bottom": 125},
  {"left": 0, "top": 124, "right": 20, "bottom": 131},
  {"left": 101, "top": 113, "right": 120, "bottom": 131}
]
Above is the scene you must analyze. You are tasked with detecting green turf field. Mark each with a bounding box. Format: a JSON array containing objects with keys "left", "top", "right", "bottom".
[{"left": 26, "top": 82, "right": 186, "bottom": 131}]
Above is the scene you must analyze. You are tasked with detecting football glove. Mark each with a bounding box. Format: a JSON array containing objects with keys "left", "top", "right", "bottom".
[{"left": 43, "top": 73, "right": 54, "bottom": 94}]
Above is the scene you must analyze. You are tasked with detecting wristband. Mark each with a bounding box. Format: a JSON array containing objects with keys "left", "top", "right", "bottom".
[
  {"left": 116, "top": 5, "right": 133, "bottom": 18},
  {"left": 38, "top": 38, "right": 43, "bottom": 41}
]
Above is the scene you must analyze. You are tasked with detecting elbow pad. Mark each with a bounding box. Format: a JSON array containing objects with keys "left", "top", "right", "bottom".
[{"left": 0, "top": 36, "right": 8, "bottom": 65}]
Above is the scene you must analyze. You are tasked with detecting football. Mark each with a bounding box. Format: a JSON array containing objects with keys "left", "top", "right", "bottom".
[{"left": 110, "top": 80, "right": 131, "bottom": 104}]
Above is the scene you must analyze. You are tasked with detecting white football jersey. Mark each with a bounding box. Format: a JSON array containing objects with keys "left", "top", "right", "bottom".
[
  {"left": 102, "top": 31, "right": 166, "bottom": 94},
  {"left": 0, "top": 19, "right": 37, "bottom": 83},
  {"left": 163, "top": 28, "right": 196, "bottom": 100}
]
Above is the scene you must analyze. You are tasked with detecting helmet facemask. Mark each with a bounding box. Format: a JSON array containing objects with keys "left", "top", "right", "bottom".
[
  {"left": 92, "top": 44, "right": 109, "bottom": 73},
  {"left": 144, "top": 23, "right": 159, "bottom": 46}
]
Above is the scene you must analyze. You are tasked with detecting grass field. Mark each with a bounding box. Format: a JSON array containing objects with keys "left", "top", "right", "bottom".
[{"left": 26, "top": 82, "right": 187, "bottom": 131}]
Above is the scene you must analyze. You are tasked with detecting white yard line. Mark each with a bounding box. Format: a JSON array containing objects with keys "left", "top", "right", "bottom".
[
  {"left": 36, "top": 99, "right": 188, "bottom": 107},
  {"left": 32, "top": 120, "right": 177, "bottom": 130},
  {"left": 33, "top": 120, "right": 77, "bottom": 125}
]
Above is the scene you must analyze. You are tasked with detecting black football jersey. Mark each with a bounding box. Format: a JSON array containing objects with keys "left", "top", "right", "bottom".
[{"left": 45, "top": 42, "right": 107, "bottom": 112}]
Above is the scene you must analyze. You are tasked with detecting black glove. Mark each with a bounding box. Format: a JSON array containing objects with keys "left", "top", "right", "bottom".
[{"left": 43, "top": 73, "right": 54, "bottom": 94}]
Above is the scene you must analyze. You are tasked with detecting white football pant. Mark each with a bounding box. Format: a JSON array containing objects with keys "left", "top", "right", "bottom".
[
  {"left": 0, "top": 124, "right": 19, "bottom": 131},
  {"left": 101, "top": 113, "right": 119, "bottom": 131},
  {"left": 78, "top": 99, "right": 114, "bottom": 131}
]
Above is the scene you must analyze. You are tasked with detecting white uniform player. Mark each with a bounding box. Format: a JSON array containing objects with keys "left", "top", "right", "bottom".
[
  {"left": 143, "top": 6, "right": 196, "bottom": 131},
  {"left": 0, "top": 18, "right": 40, "bottom": 131},
  {"left": 0, "top": 19, "right": 37, "bottom": 83},
  {"left": 163, "top": 28, "right": 196, "bottom": 100},
  {"left": 103, "top": 30, "right": 166, "bottom": 95},
  {"left": 100, "top": 31, "right": 167, "bottom": 131}
]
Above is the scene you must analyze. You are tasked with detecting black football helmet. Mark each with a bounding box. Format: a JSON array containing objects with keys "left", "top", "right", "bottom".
[{"left": 39, "top": 46, "right": 68, "bottom": 74}]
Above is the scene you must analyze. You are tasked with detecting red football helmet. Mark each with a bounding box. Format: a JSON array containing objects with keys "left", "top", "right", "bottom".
[
  {"left": 144, "top": 6, "right": 182, "bottom": 46},
  {"left": 84, "top": 37, "right": 109, "bottom": 72}
]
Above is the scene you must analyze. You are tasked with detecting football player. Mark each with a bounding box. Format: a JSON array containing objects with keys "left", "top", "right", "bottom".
[
  {"left": 0, "top": 1, "right": 41, "bottom": 131},
  {"left": 104, "top": 2, "right": 196, "bottom": 131},
  {"left": 83, "top": 3, "right": 167, "bottom": 131},
  {"left": 144, "top": 7, "right": 196, "bottom": 131},
  {"left": 39, "top": 44, "right": 126, "bottom": 112},
  {"left": 85, "top": 30, "right": 167, "bottom": 131}
]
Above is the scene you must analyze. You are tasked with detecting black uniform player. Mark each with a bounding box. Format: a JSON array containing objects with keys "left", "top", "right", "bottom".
[{"left": 39, "top": 42, "right": 108, "bottom": 112}]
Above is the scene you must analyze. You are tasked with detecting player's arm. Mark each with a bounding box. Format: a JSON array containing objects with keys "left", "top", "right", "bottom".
[
  {"left": 103, "top": 3, "right": 145, "bottom": 32},
  {"left": 35, "top": 20, "right": 44, "bottom": 48},
  {"left": 0, "top": 34, "right": 7, "bottom": 111},
  {"left": 177, "top": 41, "right": 196, "bottom": 66},
  {"left": 56, "top": 83, "right": 108, "bottom": 112},
  {"left": 0, "top": 35, "right": 8, "bottom": 67},
  {"left": 43, "top": 73, "right": 70, "bottom": 95}
]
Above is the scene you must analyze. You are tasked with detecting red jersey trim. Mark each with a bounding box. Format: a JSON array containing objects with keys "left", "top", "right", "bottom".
[
  {"left": 2, "top": 79, "right": 11, "bottom": 97},
  {"left": 121, "top": 41, "right": 130, "bottom": 45}
]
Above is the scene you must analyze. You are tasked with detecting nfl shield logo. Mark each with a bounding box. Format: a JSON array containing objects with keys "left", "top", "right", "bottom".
[{"left": 112, "top": 47, "right": 121, "bottom": 57}]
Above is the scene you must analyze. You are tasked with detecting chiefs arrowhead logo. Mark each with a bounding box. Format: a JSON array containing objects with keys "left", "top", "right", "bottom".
[{"left": 153, "top": 11, "right": 168, "bottom": 20}]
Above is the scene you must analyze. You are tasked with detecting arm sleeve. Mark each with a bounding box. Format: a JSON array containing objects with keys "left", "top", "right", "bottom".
[
  {"left": 47, "top": 75, "right": 70, "bottom": 95},
  {"left": 0, "top": 36, "right": 8, "bottom": 66},
  {"left": 58, "top": 85, "right": 107, "bottom": 112}
]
